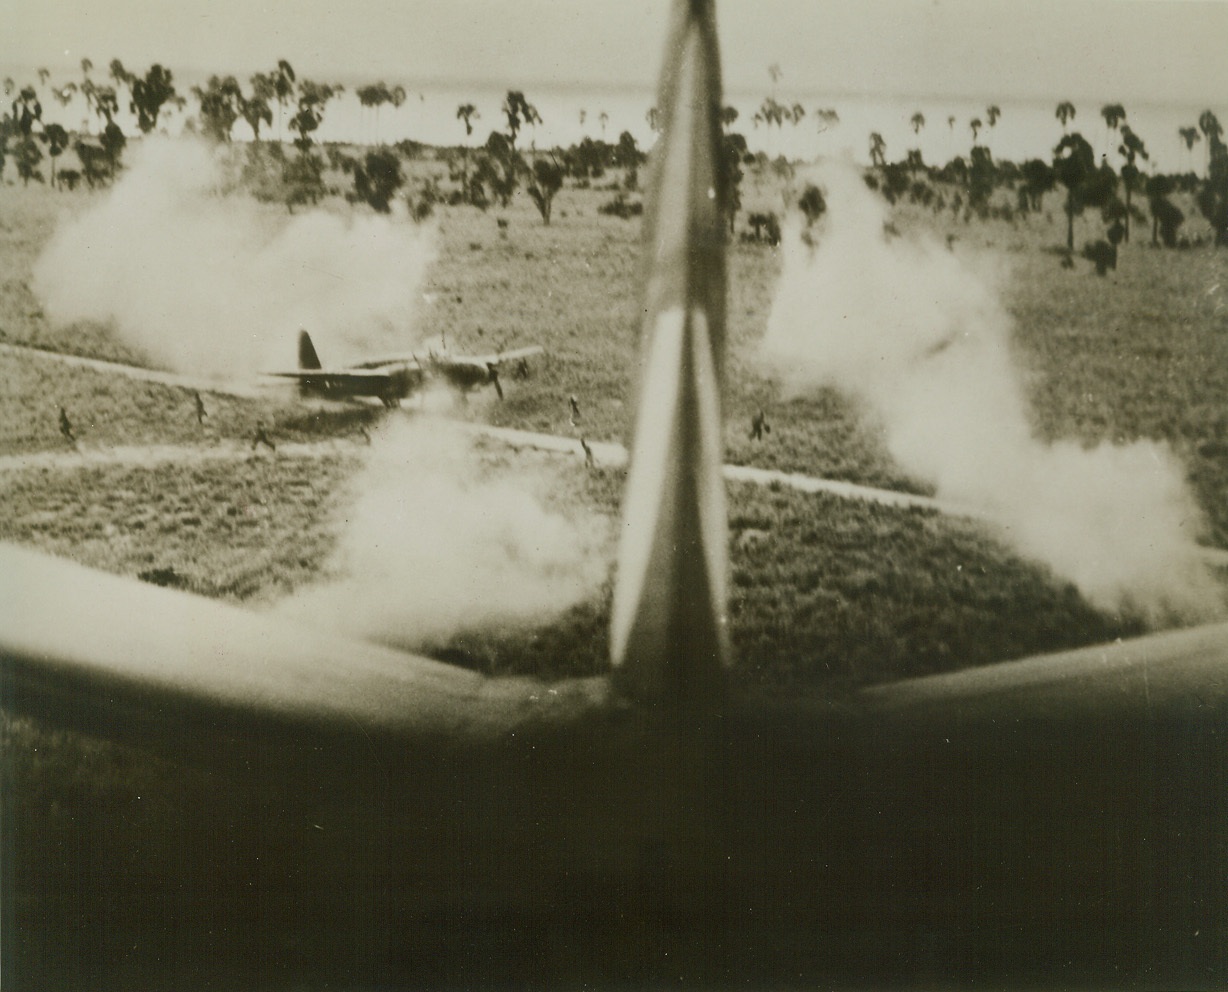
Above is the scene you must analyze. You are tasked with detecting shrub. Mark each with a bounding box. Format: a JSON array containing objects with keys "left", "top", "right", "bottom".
[{"left": 597, "top": 193, "right": 642, "bottom": 219}]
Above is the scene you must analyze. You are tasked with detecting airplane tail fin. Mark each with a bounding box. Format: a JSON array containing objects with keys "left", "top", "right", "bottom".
[
  {"left": 298, "top": 330, "right": 322, "bottom": 370},
  {"left": 609, "top": 0, "right": 730, "bottom": 711}
]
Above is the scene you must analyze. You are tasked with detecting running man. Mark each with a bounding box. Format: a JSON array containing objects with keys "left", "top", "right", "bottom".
[
  {"left": 749, "top": 408, "right": 771, "bottom": 441},
  {"left": 58, "top": 406, "right": 76, "bottom": 446},
  {"left": 251, "top": 421, "right": 277, "bottom": 452}
]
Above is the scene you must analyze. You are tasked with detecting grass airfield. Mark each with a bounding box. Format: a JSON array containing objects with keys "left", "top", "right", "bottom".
[
  {"left": 2, "top": 172, "right": 1225, "bottom": 685},
  {"left": 3, "top": 163, "right": 1228, "bottom": 986}
]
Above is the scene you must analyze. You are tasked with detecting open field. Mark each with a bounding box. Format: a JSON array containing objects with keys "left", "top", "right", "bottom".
[
  {"left": 3, "top": 169, "right": 1227, "bottom": 682},
  {"left": 1, "top": 440, "right": 1148, "bottom": 690},
  {"left": 5, "top": 170, "right": 1225, "bottom": 513}
]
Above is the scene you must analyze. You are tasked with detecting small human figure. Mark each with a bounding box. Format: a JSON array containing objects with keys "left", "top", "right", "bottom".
[
  {"left": 58, "top": 406, "right": 76, "bottom": 446},
  {"left": 580, "top": 436, "right": 594, "bottom": 469},
  {"left": 513, "top": 357, "right": 530, "bottom": 380},
  {"left": 569, "top": 394, "right": 581, "bottom": 425},
  {"left": 251, "top": 421, "right": 277, "bottom": 452},
  {"left": 749, "top": 408, "right": 771, "bottom": 441},
  {"left": 194, "top": 391, "right": 208, "bottom": 425}
]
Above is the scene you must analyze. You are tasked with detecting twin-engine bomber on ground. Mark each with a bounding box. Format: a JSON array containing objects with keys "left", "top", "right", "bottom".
[{"left": 264, "top": 329, "right": 544, "bottom": 407}]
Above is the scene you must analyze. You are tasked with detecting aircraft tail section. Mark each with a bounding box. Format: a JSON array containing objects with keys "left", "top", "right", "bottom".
[{"left": 298, "top": 330, "right": 322, "bottom": 370}]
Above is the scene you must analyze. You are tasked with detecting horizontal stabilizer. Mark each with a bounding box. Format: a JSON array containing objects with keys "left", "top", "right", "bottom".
[
  {"left": 0, "top": 543, "right": 607, "bottom": 764},
  {"left": 3, "top": 541, "right": 1226, "bottom": 760}
]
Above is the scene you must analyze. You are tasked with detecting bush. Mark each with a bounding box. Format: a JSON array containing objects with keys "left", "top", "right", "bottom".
[
  {"left": 1082, "top": 239, "right": 1117, "bottom": 276},
  {"left": 597, "top": 193, "right": 642, "bottom": 219},
  {"left": 743, "top": 211, "right": 781, "bottom": 245}
]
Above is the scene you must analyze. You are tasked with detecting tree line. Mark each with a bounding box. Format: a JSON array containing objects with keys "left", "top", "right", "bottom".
[
  {"left": 861, "top": 100, "right": 1227, "bottom": 258},
  {"left": 2, "top": 59, "right": 1225, "bottom": 249}
]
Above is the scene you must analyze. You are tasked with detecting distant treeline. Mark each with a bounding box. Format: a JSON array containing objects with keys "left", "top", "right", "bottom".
[{"left": 3, "top": 60, "right": 1225, "bottom": 252}]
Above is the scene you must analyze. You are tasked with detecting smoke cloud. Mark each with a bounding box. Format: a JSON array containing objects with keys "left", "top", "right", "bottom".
[
  {"left": 280, "top": 416, "right": 609, "bottom": 649},
  {"left": 761, "top": 163, "right": 1223, "bottom": 622},
  {"left": 33, "top": 138, "right": 436, "bottom": 379}
]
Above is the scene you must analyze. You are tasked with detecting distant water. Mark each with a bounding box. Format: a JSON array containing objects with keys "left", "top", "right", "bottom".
[{"left": 13, "top": 67, "right": 1224, "bottom": 176}]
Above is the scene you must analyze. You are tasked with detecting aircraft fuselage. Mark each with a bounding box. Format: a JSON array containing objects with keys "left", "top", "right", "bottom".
[{"left": 294, "top": 364, "right": 426, "bottom": 408}]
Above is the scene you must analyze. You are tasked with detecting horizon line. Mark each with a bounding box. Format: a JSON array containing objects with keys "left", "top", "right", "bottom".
[{"left": 1, "top": 57, "right": 1224, "bottom": 113}]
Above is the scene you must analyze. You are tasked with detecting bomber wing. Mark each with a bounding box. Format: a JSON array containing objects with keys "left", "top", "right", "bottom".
[
  {"left": 263, "top": 368, "right": 405, "bottom": 384},
  {"left": 445, "top": 345, "right": 545, "bottom": 369},
  {"left": 488, "top": 344, "right": 545, "bottom": 364},
  {"left": 346, "top": 354, "right": 425, "bottom": 371}
]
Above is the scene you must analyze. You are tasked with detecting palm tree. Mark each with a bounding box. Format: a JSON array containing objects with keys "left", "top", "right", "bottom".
[
  {"left": 357, "top": 82, "right": 393, "bottom": 142},
  {"left": 454, "top": 103, "right": 479, "bottom": 201},
  {"left": 273, "top": 60, "right": 296, "bottom": 141},
  {"left": 1198, "top": 109, "right": 1223, "bottom": 141},
  {"left": 1054, "top": 132, "right": 1095, "bottom": 251},
  {"left": 985, "top": 105, "right": 1001, "bottom": 151},
  {"left": 598, "top": 111, "right": 609, "bottom": 138},
  {"left": 970, "top": 117, "right": 982, "bottom": 145},
  {"left": 129, "top": 64, "right": 178, "bottom": 134},
  {"left": 815, "top": 107, "right": 839, "bottom": 133},
  {"left": 387, "top": 85, "right": 406, "bottom": 142},
  {"left": 1056, "top": 101, "right": 1076, "bottom": 133},
  {"left": 43, "top": 123, "right": 68, "bottom": 186},
  {"left": 456, "top": 103, "right": 478, "bottom": 138},
  {"left": 242, "top": 72, "right": 275, "bottom": 142},
  {"left": 80, "top": 58, "right": 94, "bottom": 133},
  {"left": 502, "top": 90, "right": 541, "bottom": 147},
  {"left": 1100, "top": 103, "right": 1126, "bottom": 156},
  {"left": 1178, "top": 126, "right": 1201, "bottom": 175},
  {"left": 109, "top": 59, "right": 131, "bottom": 126},
  {"left": 1117, "top": 125, "right": 1147, "bottom": 242},
  {"left": 869, "top": 132, "right": 886, "bottom": 168},
  {"left": 91, "top": 85, "right": 119, "bottom": 129},
  {"left": 1199, "top": 109, "right": 1223, "bottom": 174},
  {"left": 910, "top": 112, "right": 925, "bottom": 170},
  {"left": 53, "top": 82, "right": 77, "bottom": 109},
  {"left": 192, "top": 75, "right": 243, "bottom": 143}
]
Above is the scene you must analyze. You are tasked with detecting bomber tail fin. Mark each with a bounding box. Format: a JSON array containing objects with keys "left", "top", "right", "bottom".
[{"left": 298, "top": 330, "right": 322, "bottom": 370}]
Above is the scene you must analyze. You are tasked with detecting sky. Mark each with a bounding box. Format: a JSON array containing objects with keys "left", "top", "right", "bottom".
[{"left": 3, "top": 0, "right": 1226, "bottom": 104}]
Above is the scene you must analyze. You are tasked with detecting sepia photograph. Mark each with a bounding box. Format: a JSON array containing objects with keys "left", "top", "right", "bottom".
[{"left": 2, "top": 0, "right": 1226, "bottom": 986}]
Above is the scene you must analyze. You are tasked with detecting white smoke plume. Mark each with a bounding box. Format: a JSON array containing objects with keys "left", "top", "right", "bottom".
[
  {"left": 761, "top": 163, "right": 1223, "bottom": 622},
  {"left": 280, "top": 416, "right": 609, "bottom": 649},
  {"left": 32, "top": 138, "right": 436, "bottom": 379}
]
